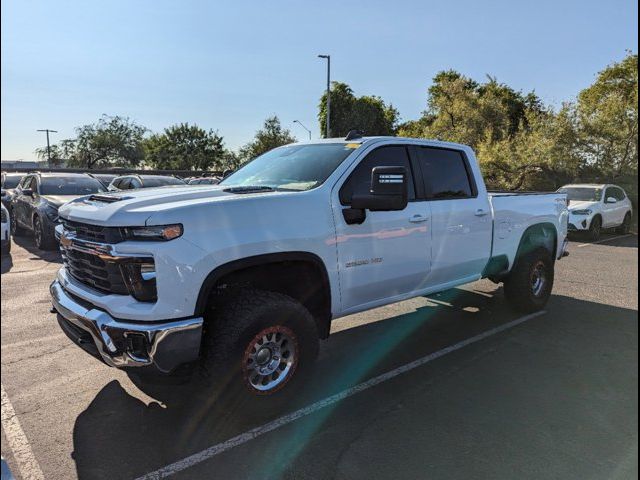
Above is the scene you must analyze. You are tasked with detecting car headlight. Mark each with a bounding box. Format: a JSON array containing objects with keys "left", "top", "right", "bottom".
[
  {"left": 44, "top": 204, "right": 59, "bottom": 221},
  {"left": 122, "top": 224, "right": 183, "bottom": 241},
  {"left": 571, "top": 209, "right": 592, "bottom": 215}
]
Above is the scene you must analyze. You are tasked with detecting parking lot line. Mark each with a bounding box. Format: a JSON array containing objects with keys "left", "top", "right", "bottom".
[
  {"left": 135, "top": 310, "right": 546, "bottom": 480},
  {"left": 1, "top": 383, "right": 44, "bottom": 480},
  {"left": 577, "top": 233, "right": 634, "bottom": 248}
]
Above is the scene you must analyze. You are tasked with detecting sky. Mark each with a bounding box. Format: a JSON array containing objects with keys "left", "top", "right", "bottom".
[{"left": 1, "top": 0, "right": 637, "bottom": 161}]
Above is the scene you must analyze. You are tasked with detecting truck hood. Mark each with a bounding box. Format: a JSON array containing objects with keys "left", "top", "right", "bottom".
[
  {"left": 568, "top": 200, "right": 598, "bottom": 211},
  {"left": 57, "top": 185, "right": 269, "bottom": 226}
]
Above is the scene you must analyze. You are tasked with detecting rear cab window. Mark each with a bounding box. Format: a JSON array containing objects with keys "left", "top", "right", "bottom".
[{"left": 414, "top": 147, "right": 476, "bottom": 199}]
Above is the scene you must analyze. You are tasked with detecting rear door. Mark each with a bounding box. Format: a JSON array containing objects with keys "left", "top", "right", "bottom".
[
  {"left": 332, "top": 145, "right": 432, "bottom": 312},
  {"left": 413, "top": 146, "right": 492, "bottom": 287},
  {"left": 602, "top": 186, "right": 624, "bottom": 227}
]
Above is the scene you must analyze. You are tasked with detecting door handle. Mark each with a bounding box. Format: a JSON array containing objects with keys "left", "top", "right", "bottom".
[
  {"left": 474, "top": 209, "right": 489, "bottom": 217},
  {"left": 409, "top": 215, "right": 428, "bottom": 223}
]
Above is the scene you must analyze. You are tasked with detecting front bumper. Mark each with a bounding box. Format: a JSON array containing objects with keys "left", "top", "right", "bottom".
[
  {"left": 51, "top": 279, "right": 203, "bottom": 374},
  {"left": 568, "top": 215, "right": 592, "bottom": 231}
]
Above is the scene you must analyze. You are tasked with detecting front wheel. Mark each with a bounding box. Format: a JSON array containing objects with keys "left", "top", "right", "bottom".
[
  {"left": 587, "top": 216, "right": 602, "bottom": 241},
  {"left": 503, "top": 247, "right": 554, "bottom": 313},
  {"left": 33, "top": 216, "right": 56, "bottom": 250},
  {"left": 200, "top": 289, "right": 319, "bottom": 398}
]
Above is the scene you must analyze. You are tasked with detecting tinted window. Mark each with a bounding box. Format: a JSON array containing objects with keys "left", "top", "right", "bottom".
[
  {"left": 2, "top": 174, "right": 23, "bottom": 189},
  {"left": 40, "top": 176, "right": 105, "bottom": 195},
  {"left": 613, "top": 187, "right": 626, "bottom": 201},
  {"left": 19, "top": 176, "right": 33, "bottom": 189},
  {"left": 558, "top": 187, "right": 603, "bottom": 202},
  {"left": 416, "top": 147, "right": 473, "bottom": 199},
  {"left": 141, "top": 176, "right": 184, "bottom": 187},
  {"left": 339, "top": 146, "right": 415, "bottom": 205}
]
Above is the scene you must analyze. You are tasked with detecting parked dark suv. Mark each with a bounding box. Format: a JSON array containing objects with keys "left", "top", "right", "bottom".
[
  {"left": 10, "top": 172, "right": 106, "bottom": 250},
  {"left": 107, "top": 174, "right": 185, "bottom": 191}
]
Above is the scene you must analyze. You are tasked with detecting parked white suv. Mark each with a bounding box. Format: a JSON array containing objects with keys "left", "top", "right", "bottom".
[
  {"left": 558, "top": 184, "right": 633, "bottom": 240},
  {"left": 51, "top": 135, "right": 569, "bottom": 397}
]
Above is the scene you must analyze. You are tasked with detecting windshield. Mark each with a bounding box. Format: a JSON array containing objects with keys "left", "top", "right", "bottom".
[
  {"left": 557, "top": 187, "right": 602, "bottom": 202},
  {"left": 220, "top": 144, "right": 357, "bottom": 191},
  {"left": 2, "top": 174, "right": 23, "bottom": 189},
  {"left": 40, "top": 176, "right": 106, "bottom": 195},
  {"left": 142, "top": 177, "right": 185, "bottom": 187}
]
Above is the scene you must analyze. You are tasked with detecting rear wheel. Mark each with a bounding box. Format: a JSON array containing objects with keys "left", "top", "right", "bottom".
[
  {"left": 200, "top": 289, "right": 319, "bottom": 399},
  {"left": 503, "top": 247, "right": 554, "bottom": 313},
  {"left": 617, "top": 212, "right": 632, "bottom": 234},
  {"left": 587, "top": 215, "right": 602, "bottom": 241}
]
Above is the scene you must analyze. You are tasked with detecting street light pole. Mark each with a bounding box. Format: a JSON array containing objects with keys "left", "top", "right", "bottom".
[
  {"left": 37, "top": 129, "right": 57, "bottom": 167},
  {"left": 317, "top": 54, "right": 331, "bottom": 138},
  {"left": 293, "top": 120, "right": 312, "bottom": 140}
]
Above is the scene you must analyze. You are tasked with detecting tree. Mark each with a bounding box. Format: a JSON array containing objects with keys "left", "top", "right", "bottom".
[
  {"left": 144, "top": 123, "right": 226, "bottom": 170},
  {"left": 239, "top": 116, "right": 296, "bottom": 161},
  {"left": 576, "top": 52, "right": 638, "bottom": 179},
  {"left": 43, "top": 115, "right": 147, "bottom": 169},
  {"left": 35, "top": 139, "right": 76, "bottom": 167},
  {"left": 398, "top": 70, "right": 538, "bottom": 148},
  {"left": 318, "top": 82, "right": 399, "bottom": 137}
]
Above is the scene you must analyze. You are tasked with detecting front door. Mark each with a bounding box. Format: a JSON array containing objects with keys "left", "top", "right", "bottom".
[{"left": 332, "top": 145, "right": 431, "bottom": 313}]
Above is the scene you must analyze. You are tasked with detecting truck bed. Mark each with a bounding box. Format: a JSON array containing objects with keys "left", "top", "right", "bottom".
[{"left": 488, "top": 191, "right": 569, "bottom": 270}]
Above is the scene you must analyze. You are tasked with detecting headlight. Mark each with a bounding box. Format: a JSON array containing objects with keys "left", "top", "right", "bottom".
[
  {"left": 571, "top": 209, "right": 592, "bottom": 215},
  {"left": 122, "top": 224, "right": 183, "bottom": 241},
  {"left": 44, "top": 204, "right": 59, "bottom": 221}
]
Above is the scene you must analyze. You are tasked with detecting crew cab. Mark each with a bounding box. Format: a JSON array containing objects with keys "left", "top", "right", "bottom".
[
  {"left": 558, "top": 184, "right": 633, "bottom": 240},
  {"left": 50, "top": 135, "right": 569, "bottom": 396}
]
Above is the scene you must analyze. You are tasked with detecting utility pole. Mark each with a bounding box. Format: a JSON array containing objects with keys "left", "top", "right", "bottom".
[
  {"left": 293, "top": 120, "right": 312, "bottom": 140},
  {"left": 317, "top": 54, "right": 331, "bottom": 138},
  {"left": 37, "top": 129, "right": 57, "bottom": 167}
]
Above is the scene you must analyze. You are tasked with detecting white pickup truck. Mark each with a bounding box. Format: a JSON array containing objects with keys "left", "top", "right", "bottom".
[{"left": 51, "top": 134, "right": 569, "bottom": 396}]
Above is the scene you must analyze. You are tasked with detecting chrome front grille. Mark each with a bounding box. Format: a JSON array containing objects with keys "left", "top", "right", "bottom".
[
  {"left": 60, "top": 219, "right": 125, "bottom": 244},
  {"left": 61, "top": 246, "right": 129, "bottom": 295}
]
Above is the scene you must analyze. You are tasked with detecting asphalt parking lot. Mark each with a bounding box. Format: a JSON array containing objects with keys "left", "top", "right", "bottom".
[{"left": 1, "top": 233, "right": 638, "bottom": 480}]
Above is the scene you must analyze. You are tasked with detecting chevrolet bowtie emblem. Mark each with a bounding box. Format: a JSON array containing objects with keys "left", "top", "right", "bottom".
[{"left": 60, "top": 233, "right": 73, "bottom": 248}]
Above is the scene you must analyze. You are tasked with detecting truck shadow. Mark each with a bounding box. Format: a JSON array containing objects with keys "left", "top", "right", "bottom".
[{"left": 71, "top": 289, "right": 638, "bottom": 480}]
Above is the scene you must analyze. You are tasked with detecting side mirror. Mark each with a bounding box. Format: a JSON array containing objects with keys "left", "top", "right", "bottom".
[
  {"left": 606, "top": 197, "right": 617, "bottom": 204},
  {"left": 351, "top": 166, "right": 408, "bottom": 212},
  {"left": 22, "top": 188, "right": 34, "bottom": 197}
]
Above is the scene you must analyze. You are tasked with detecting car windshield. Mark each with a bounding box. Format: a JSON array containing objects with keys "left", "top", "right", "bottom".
[
  {"left": 40, "top": 176, "right": 106, "bottom": 195},
  {"left": 557, "top": 187, "right": 603, "bottom": 202},
  {"left": 220, "top": 143, "right": 357, "bottom": 191},
  {"left": 2, "top": 174, "right": 23, "bottom": 189},
  {"left": 142, "top": 177, "right": 185, "bottom": 187}
]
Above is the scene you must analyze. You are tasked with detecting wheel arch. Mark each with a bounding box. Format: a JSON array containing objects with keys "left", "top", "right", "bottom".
[
  {"left": 515, "top": 222, "right": 558, "bottom": 264},
  {"left": 195, "top": 252, "right": 333, "bottom": 338}
]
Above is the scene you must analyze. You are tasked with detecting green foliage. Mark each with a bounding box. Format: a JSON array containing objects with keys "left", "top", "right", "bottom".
[
  {"left": 318, "top": 82, "right": 399, "bottom": 137},
  {"left": 239, "top": 116, "right": 296, "bottom": 161},
  {"left": 399, "top": 52, "right": 638, "bottom": 193},
  {"left": 576, "top": 52, "right": 638, "bottom": 179},
  {"left": 144, "top": 123, "right": 226, "bottom": 170}
]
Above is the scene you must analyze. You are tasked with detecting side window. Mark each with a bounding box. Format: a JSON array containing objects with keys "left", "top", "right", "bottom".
[
  {"left": 614, "top": 188, "right": 626, "bottom": 201},
  {"left": 19, "top": 176, "right": 32, "bottom": 190},
  {"left": 28, "top": 177, "right": 38, "bottom": 192},
  {"left": 605, "top": 187, "right": 616, "bottom": 201},
  {"left": 119, "top": 178, "right": 131, "bottom": 190},
  {"left": 130, "top": 177, "right": 142, "bottom": 189},
  {"left": 416, "top": 147, "right": 474, "bottom": 199},
  {"left": 339, "top": 146, "right": 415, "bottom": 205}
]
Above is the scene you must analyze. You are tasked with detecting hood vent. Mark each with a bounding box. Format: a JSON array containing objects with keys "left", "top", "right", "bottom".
[{"left": 88, "top": 194, "right": 132, "bottom": 203}]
